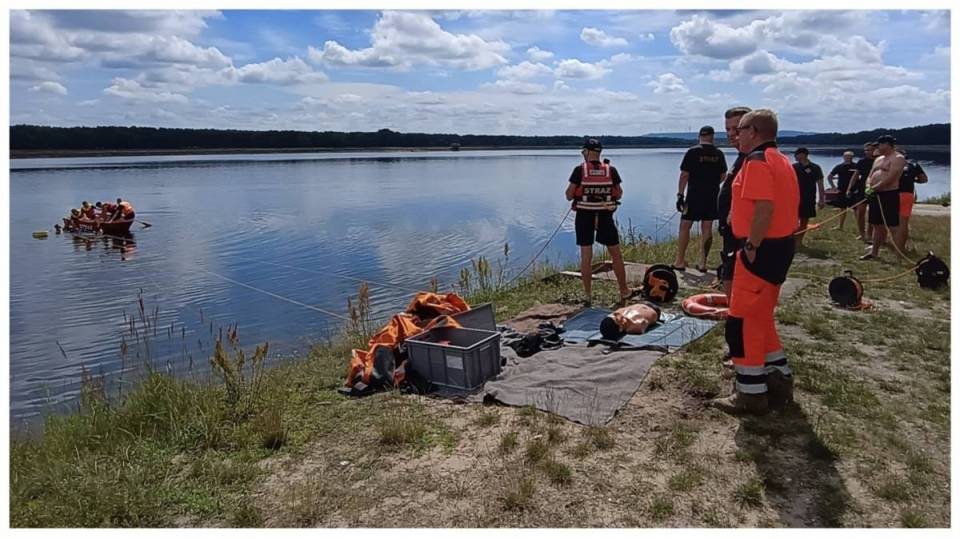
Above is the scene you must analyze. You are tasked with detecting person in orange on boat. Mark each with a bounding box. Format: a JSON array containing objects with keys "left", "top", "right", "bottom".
[
  {"left": 111, "top": 198, "right": 136, "bottom": 221},
  {"left": 66, "top": 208, "right": 82, "bottom": 229},
  {"left": 565, "top": 138, "right": 630, "bottom": 306},
  {"left": 95, "top": 201, "right": 117, "bottom": 220},
  {"left": 80, "top": 201, "right": 97, "bottom": 220},
  {"left": 713, "top": 109, "right": 799, "bottom": 416},
  {"left": 599, "top": 302, "right": 660, "bottom": 340}
]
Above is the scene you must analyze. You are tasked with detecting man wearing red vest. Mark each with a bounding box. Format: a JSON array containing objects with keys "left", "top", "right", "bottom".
[
  {"left": 713, "top": 109, "right": 799, "bottom": 415},
  {"left": 565, "top": 138, "right": 630, "bottom": 306}
]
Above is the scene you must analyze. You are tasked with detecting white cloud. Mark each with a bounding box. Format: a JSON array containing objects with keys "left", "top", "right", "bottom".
[
  {"left": 580, "top": 27, "right": 628, "bottom": 48},
  {"left": 526, "top": 46, "right": 554, "bottom": 62},
  {"left": 496, "top": 61, "right": 552, "bottom": 80},
  {"left": 103, "top": 77, "right": 189, "bottom": 104},
  {"left": 308, "top": 11, "right": 509, "bottom": 71},
  {"left": 234, "top": 57, "right": 327, "bottom": 85},
  {"left": 638, "top": 33, "right": 655, "bottom": 42},
  {"left": 588, "top": 89, "right": 639, "bottom": 102},
  {"left": 554, "top": 59, "right": 611, "bottom": 80},
  {"left": 11, "top": 60, "right": 60, "bottom": 81},
  {"left": 482, "top": 80, "right": 546, "bottom": 95},
  {"left": 669, "top": 12, "right": 876, "bottom": 60},
  {"left": 647, "top": 73, "right": 688, "bottom": 94},
  {"left": 29, "top": 81, "right": 67, "bottom": 96},
  {"left": 731, "top": 50, "right": 780, "bottom": 75}
]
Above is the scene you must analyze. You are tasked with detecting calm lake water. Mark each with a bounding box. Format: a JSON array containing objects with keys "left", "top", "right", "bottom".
[{"left": 9, "top": 147, "right": 951, "bottom": 422}]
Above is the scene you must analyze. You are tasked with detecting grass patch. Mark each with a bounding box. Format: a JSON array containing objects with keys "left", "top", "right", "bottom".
[
  {"left": 901, "top": 510, "right": 928, "bottom": 528},
  {"left": 874, "top": 476, "right": 912, "bottom": 501},
  {"left": 500, "top": 475, "right": 536, "bottom": 512},
  {"left": 540, "top": 459, "right": 573, "bottom": 486},
  {"left": 648, "top": 495, "right": 675, "bottom": 521},
  {"left": 919, "top": 192, "right": 949, "bottom": 206},
  {"left": 475, "top": 410, "right": 501, "bottom": 428},
  {"left": 585, "top": 426, "right": 615, "bottom": 451},
  {"left": 524, "top": 438, "right": 550, "bottom": 464},
  {"left": 654, "top": 423, "right": 696, "bottom": 462},
  {"left": 734, "top": 479, "right": 765, "bottom": 508},
  {"left": 499, "top": 431, "right": 519, "bottom": 454},
  {"left": 667, "top": 467, "right": 704, "bottom": 492},
  {"left": 546, "top": 425, "right": 567, "bottom": 446},
  {"left": 734, "top": 449, "right": 754, "bottom": 463}
]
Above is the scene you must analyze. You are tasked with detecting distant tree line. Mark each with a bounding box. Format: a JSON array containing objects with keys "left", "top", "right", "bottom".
[
  {"left": 9, "top": 125, "right": 690, "bottom": 151},
  {"left": 778, "top": 123, "right": 950, "bottom": 146},
  {"left": 9, "top": 123, "right": 949, "bottom": 152}
]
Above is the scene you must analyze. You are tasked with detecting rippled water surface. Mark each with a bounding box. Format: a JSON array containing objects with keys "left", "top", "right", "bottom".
[{"left": 9, "top": 147, "right": 950, "bottom": 420}]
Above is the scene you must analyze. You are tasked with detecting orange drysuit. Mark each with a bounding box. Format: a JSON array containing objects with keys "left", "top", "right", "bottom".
[
  {"left": 346, "top": 292, "right": 469, "bottom": 390},
  {"left": 727, "top": 141, "right": 798, "bottom": 394}
]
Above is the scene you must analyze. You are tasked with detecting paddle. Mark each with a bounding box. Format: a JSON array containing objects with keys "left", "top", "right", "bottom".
[{"left": 138, "top": 220, "right": 152, "bottom": 228}]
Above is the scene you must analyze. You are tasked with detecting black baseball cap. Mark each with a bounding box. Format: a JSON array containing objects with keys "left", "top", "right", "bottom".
[
  {"left": 876, "top": 134, "right": 897, "bottom": 145},
  {"left": 582, "top": 138, "right": 602, "bottom": 151},
  {"left": 698, "top": 125, "right": 714, "bottom": 136},
  {"left": 794, "top": 147, "right": 809, "bottom": 155}
]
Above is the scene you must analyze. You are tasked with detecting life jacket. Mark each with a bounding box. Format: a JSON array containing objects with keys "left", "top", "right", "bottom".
[
  {"left": 81, "top": 206, "right": 96, "bottom": 219},
  {"left": 101, "top": 202, "right": 118, "bottom": 214},
  {"left": 575, "top": 161, "right": 615, "bottom": 211},
  {"left": 345, "top": 292, "right": 470, "bottom": 390},
  {"left": 118, "top": 201, "right": 135, "bottom": 218}
]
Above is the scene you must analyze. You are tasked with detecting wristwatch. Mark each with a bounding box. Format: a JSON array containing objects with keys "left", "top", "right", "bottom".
[{"left": 744, "top": 241, "right": 756, "bottom": 252}]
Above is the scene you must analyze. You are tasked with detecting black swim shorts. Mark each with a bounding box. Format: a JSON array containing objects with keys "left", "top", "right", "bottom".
[{"left": 575, "top": 210, "right": 619, "bottom": 246}]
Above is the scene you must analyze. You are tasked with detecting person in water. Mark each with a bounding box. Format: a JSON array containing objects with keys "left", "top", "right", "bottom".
[{"left": 565, "top": 138, "right": 630, "bottom": 306}]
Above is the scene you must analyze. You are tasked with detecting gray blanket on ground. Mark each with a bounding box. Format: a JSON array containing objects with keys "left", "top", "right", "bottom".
[{"left": 480, "top": 344, "right": 662, "bottom": 426}]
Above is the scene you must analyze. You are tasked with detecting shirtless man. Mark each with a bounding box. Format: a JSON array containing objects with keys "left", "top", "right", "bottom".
[{"left": 861, "top": 135, "right": 905, "bottom": 260}]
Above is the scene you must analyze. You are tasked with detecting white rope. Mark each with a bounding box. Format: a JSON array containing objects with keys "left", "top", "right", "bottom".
[{"left": 197, "top": 267, "right": 351, "bottom": 321}]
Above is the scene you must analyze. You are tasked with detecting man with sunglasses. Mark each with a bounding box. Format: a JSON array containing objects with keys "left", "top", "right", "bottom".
[{"left": 712, "top": 109, "right": 799, "bottom": 416}]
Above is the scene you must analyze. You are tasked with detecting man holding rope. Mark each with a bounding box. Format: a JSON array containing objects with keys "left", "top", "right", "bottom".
[
  {"left": 861, "top": 135, "right": 905, "bottom": 261},
  {"left": 713, "top": 109, "right": 798, "bottom": 416}
]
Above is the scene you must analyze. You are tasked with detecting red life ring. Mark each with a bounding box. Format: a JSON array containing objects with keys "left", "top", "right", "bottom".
[{"left": 681, "top": 293, "right": 729, "bottom": 320}]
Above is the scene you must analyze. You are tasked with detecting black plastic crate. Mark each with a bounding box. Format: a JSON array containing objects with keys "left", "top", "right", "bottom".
[{"left": 406, "top": 327, "right": 501, "bottom": 391}]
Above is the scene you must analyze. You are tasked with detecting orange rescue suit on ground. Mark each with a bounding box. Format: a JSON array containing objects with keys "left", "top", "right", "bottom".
[{"left": 346, "top": 292, "right": 470, "bottom": 389}]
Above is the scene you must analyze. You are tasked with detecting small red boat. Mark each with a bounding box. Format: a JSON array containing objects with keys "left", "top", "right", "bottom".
[{"left": 62, "top": 218, "right": 135, "bottom": 236}]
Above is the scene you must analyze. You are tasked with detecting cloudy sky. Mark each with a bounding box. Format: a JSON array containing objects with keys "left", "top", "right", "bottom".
[{"left": 9, "top": 9, "right": 951, "bottom": 135}]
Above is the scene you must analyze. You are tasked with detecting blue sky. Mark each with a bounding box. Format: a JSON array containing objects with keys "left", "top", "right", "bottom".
[{"left": 9, "top": 9, "right": 951, "bottom": 135}]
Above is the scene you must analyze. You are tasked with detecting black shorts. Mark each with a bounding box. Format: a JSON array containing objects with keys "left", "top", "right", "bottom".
[
  {"left": 682, "top": 193, "right": 718, "bottom": 222},
  {"left": 848, "top": 189, "right": 865, "bottom": 204},
  {"left": 575, "top": 210, "right": 619, "bottom": 246},
  {"left": 799, "top": 197, "right": 817, "bottom": 219},
  {"left": 719, "top": 228, "right": 737, "bottom": 281},
  {"left": 868, "top": 191, "right": 900, "bottom": 227}
]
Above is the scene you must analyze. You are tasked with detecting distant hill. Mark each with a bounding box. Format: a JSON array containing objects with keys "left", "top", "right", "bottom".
[
  {"left": 778, "top": 123, "right": 949, "bottom": 146},
  {"left": 645, "top": 130, "right": 816, "bottom": 140}
]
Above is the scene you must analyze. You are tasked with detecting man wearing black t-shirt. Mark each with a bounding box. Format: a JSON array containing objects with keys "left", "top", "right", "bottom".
[
  {"left": 850, "top": 142, "right": 878, "bottom": 241},
  {"left": 826, "top": 151, "right": 857, "bottom": 230},
  {"left": 565, "top": 138, "right": 630, "bottom": 305},
  {"left": 673, "top": 125, "right": 728, "bottom": 272},
  {"left": 792, "top": 147, "right": 824, "bottom": 248},
  {"left": 894, "top": 148, "right": 928, "bottom": 252}
]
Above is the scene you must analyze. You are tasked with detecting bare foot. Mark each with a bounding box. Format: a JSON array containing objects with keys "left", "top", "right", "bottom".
[
  {"left": 832, "top": 225, "right": 843, "bottom": 231},
  {"left": 859, "top": 253, "right": 876, "bottom": 260}
]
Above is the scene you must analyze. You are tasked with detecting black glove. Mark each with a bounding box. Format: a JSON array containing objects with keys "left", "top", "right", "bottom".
[{"left": 676, "top": 193, "right": 685, "bottom": 213}]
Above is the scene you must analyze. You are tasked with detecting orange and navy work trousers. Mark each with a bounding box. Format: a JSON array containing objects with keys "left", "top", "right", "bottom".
[{"left": 725, "top": 254, "right": 793, "bottom": 394}]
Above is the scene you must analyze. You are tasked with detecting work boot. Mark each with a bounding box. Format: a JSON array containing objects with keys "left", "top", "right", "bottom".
[
  {"left": 766, "top": 370, "right": 795, "bottom": 410},
  {"left": 710, "top": 391, "right": 769, "bottom": 416}
]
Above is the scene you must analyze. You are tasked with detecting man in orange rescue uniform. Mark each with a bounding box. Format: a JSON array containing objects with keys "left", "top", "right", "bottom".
[{"left": 713, "top": 109, "right": 799, "bottom": 415}]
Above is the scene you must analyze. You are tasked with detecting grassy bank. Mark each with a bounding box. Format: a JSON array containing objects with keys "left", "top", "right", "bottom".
[{"left": 10, "top": 212, "right": 950, "bottom": 527}]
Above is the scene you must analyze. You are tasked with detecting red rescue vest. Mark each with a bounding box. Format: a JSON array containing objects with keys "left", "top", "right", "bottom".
[
  {"left": 576, "top": 161, "right": 614, "bottom": 211},
  {"left": 118, "top": 201, "right": 135, "bottom": 218}
]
